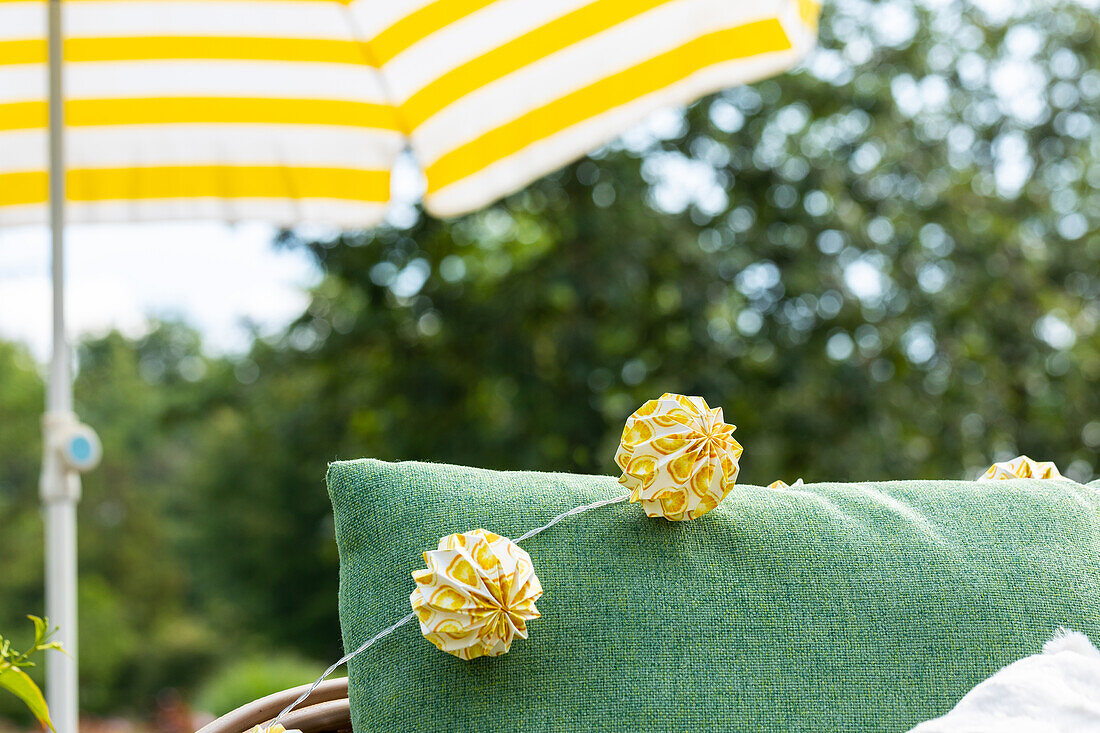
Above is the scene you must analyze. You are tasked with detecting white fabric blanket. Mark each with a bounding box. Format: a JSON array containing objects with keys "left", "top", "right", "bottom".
[{"left": 909, "top": 629, "right": 1100, "bottom": 732}]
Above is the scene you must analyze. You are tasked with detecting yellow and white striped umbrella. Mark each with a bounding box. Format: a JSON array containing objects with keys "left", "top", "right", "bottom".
[{"left": 0, "top": 0, "right": 820, "bottom": 228}]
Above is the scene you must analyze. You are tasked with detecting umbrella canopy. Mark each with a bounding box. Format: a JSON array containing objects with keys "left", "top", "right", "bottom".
[{"left": 1, "top": 0, "right": 820, "bottom": 227}]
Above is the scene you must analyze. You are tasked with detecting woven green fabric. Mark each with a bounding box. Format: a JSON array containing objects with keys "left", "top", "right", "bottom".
[{"left": 327, "top": 459, "right": 1100, "bottom": 732}]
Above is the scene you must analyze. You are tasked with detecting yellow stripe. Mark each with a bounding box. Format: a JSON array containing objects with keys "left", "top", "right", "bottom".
[
  {"left": 0, "top": 166, "right": 390, "bottom": 207},
  {"left": 0, "top": 39, "right": 41, "bottom": 66},
  {"left": 0, "top": 97, "right": 401, "bottom": 131},
  {"left": 0, "top": 36, "right": 372, "bottom": 66},
  {"left": 400, "top": 0, "right": 674, "bottom": 130},
  {"left": 425, "top": 18, "right": 792, "bottom": 194},
  {"left": 369, "top": 0, "right": 498, "bottom": 66},
  {"left": 0, "top": 172, "right": 44, "bottom": 207},
  {"left": 0, "top": 101, "right": 44, "bottom": 131}
]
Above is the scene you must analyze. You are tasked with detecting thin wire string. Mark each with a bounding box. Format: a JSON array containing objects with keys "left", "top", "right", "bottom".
[
  {"left": 269, "top": 611, "right": 416, "bottom": 729},
  {"left": 513, "top": 492, "right": 630, "bottom": 542},
  {"left": 266, "top": 491, "right": 631, "bottom": 730}
]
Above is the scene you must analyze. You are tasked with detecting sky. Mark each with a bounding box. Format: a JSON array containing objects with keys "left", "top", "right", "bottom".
[{"left": 0, "top": 221, "right": 320, "bottom": 362}]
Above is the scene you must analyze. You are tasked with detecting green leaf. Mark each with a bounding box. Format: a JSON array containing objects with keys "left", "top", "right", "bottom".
[
  {"left": 27, "top": 616, "right": 47, "bottom": 644},
  {"left": 0, "top": 667, "right": 54, "bottom": 731}
]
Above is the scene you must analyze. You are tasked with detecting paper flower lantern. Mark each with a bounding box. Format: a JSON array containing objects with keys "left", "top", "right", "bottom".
[
  {"left": 615, "top": 393, "right": 743, "bottom": 521},
  {"left": 767, "top": 478, "right": 804, "bottom": 489},
  {"left": 977, "top": 455, "right": 1063, "bottom": 481},
  {"left": 410, "top": 529, "right": 542, "bottom": 660}
]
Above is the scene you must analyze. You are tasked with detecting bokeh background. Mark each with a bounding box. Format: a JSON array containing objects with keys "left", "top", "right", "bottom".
[{"left": 2, "top": 0, "right": 1099, "bottom": 728}]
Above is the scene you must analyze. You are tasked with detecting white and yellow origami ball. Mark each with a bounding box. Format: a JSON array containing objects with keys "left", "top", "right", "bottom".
[
  {"left": 615, "top": 393, "right": 743, "bottom": 521},
  {"left": 410, "top": 529, "right": 542, "bottom": 660},
  {"left": 977, "top": 455, "right": 1063, "bottom": 481}
]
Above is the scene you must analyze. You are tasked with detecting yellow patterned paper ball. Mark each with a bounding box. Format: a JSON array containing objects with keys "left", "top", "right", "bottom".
[
  {"left": 614, "top": 393, "right": 743, "bottom": 521},
  {"left": 977, "top": 455, "right": 1063, "bottom": 481},
  {"left": 410, "top": 529, "right": 542, "bottom": 660}
]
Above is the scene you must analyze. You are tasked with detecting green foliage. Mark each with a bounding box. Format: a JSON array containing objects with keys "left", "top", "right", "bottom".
[
  {"left": 1, "top": 0, "right": 1098, "bottom": 723},
  {"left": 70, "top": 326, "right": 226, "bottom": 713},
  {"left": 193, "top": 655, "right": 329, "bottom": 718},
  {"left": 0, "top": 327, "right": 226, "bottom": 719},
  {"left": 0, "top": 343, "right": 46, "bottom": 631},
  {"left": 0, "top": 616, "right": 63, "bottom": 730}
]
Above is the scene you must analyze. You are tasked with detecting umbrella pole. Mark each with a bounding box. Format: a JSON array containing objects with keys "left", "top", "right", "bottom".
[{"left": 41, "top": 0, "right": 81, "bottom": 730}]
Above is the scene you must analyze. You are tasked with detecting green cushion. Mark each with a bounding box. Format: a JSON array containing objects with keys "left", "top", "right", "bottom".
[{"left": 327, "top": 459, "right": 1100, "bottom": 732}]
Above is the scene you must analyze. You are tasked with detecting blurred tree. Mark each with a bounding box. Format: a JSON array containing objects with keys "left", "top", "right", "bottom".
[
  {"left": 0, "top": 326, "right": 224, "bottom": 721},
  {"left": 0, "top": 342, "right": 47, "bottom": 657},
  {"left": 71, "top": 325, "right": 224, "bottom": 711},
  {"left": 0, "top": 343, "right": 47, "bottom": 727}
]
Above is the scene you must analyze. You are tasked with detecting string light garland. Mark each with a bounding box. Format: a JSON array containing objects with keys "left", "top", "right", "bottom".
[{"left": 260, "top": 395, "right": 1072, "bottom": 732}]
